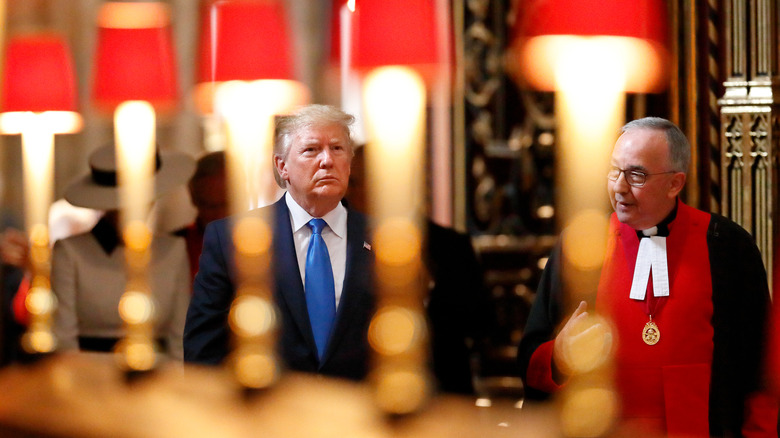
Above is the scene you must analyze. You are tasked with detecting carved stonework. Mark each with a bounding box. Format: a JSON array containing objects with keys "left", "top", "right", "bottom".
[
  {"left": 460, "top": 0, "right": 554, "bottom": 237},
  {"left": 723, "top": 114, "right": 746, "bottom": 227},
  {"left": 455, "top": 0, "right": 556, "bottom": 386},
  {"left": 718, "top": 0, "right": 778, "bottom": 287}
]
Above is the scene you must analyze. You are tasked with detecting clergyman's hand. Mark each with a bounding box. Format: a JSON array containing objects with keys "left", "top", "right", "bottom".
[
  {"left": 553, "top": 301, "right": 588, "bottom": 381},
  {"left": 552, "top": 301, "right": 613, "bottom": 383}
]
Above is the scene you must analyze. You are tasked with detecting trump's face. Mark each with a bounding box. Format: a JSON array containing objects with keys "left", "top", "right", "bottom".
[{"left": 275, "top": 122, "right": 352, "bottom": 217}]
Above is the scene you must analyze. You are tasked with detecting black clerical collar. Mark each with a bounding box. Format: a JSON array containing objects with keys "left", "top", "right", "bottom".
[
  {"left": 91, "top": 216, "right": 122, "bottom": 254},
  {"left": 636, "top": 200, "right": 678, "bottom": 239}
]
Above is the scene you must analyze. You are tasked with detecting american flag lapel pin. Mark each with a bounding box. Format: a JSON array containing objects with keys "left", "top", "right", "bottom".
[{"left": 363, "top": 241, "right": 372, "bottom": 251}]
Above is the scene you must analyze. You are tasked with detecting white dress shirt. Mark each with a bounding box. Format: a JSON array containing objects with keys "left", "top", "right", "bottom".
[{"left": 285, "top": 192, "right": 348, "bottom": 308}]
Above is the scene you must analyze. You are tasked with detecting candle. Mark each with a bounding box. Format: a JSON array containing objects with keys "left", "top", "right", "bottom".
[
  {"left": 216, "top": 80, "right": 308, "bottom": 210},
  {"left": 363, "top": 65, "right": 430, "bottom": 414},
  {"left": 20, "top": 115, "right": 56, "bottom": 353},
  {"left": 0, "top": 109, "right": 82, "bottom": 354},
  {"left": 114, "top": 100, "right": 157, "bottom": 371},
  {"left": 115, "top": 101, "right": 156, "bottom": 237},
  {"left": 363, "top": 66, "right": 426, "bottom": 221},
  {"left": 213, "top": 78, "right": 307, "bottom": 388},
  {"left": 550, "top": 38, "right": 624, "bottom": 437}
]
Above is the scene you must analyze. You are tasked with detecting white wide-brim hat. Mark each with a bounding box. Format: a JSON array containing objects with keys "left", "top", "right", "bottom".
[{"left": 64, "top": 144, "right": 196, "bottom": 211}]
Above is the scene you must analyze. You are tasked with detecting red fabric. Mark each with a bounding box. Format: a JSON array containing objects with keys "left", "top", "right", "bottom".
[
  {"left": 351, "top": 0, "right": 439, "bottom": 69},
  {"left": 516, "top": 0, "right": 668, "bottom": 46},
  {"left": 12, "top": 274, "right": 31, "bottom": 326},
  {"left": 525, "top": 340, "right": 564, "bottom": 393},
  {"left": 770, "top": 277, "right": 780, "bottom": 396},
  {"left": 196, "top": 0, "right": 293, "bottom": 82},
  {"left": 597, "top": 203, "right": 714, "bottom": 436},
  {"left": 741, "top": 392, "right": 779, "bottom": 438},
  {"left": 662, "top": 364, "right": 710, "bottom": 436}
]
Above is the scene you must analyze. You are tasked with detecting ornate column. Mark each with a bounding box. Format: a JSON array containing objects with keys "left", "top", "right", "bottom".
[{"left": 718, "top": 0, "right": 779, "bottom": 286}]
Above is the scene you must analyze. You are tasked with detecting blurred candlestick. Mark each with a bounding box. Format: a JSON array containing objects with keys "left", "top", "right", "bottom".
[
  {"left": 0, "top": 33, "right": 82, "bottom": 354},
  {"left": 363, "top": 66, "right": 430, "bottom": 414},
  {"left": 353, "top": 0, "right": 442, "bottom": 415},
  {"left": 199, "top": 0, "right": 305, "bottom": 389},
  {"left": 114, "top": 101, "right": 157, "bottom": 372},
  {"left": 509, "top": 1, "right": 669, "bottom": 434},
  {"left": 92, "top": 1, "right": 180, "bottom": 372}
]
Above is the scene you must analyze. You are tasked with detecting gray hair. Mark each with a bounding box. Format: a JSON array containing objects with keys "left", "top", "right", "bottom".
[
  {"left": 273, "top": 104, "right": 355, "bottom": 188},
  {"left": 621, "top": 117, "right": 691, "bottom": 174}
]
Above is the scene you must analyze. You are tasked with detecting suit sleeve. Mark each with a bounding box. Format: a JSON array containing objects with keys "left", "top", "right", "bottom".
[
  {"left": 164, "top": 238, "right": 190, "bottom": 360},
  {"left": 517, "top": 242, "right": 565, "bottom": 400},
  {"left": 425, "top": 223, "right": 490, "bottom": 394},
  {"left": 183, "top": 220, "right": 234, "bottom": 364},
  {"left": 51, "top": 239, "right": 80, "bottom": 351}
]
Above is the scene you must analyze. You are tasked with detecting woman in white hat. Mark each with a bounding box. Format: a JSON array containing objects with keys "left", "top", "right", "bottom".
[{"left": 52, "top": 144, "right": 195, "bottom": 359}]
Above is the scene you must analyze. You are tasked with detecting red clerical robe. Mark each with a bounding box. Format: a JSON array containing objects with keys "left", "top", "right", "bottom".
[
  {"left": 518, "top": 201, "right": 776, "bottom": 437},
  {"left": 597, "top": 204, "right": 713, "bottom": 435}
]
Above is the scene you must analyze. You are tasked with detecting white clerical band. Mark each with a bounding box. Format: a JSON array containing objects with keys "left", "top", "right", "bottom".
[{"left": 629, "top": 235, "right": 670, "bottom": 300}]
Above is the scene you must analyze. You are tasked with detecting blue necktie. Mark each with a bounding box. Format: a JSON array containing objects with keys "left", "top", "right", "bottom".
[{"left": 305, "top": 218, "right": 336, "bottom": 360}]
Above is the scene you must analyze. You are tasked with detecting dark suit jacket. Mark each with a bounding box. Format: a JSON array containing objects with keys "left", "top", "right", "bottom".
[
  {"left": 424, "top": 221, "right": 489, "bottom": 394},
  {"left": 184, "top": 197, "right": 375, "bottom": 381}
]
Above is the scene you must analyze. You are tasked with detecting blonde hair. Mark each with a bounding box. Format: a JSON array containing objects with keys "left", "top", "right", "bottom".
[{"left": 273, "top": 104, "right": 355, "bottom": 188}]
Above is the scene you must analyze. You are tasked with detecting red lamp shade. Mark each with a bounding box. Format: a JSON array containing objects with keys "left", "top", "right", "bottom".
[
  {"left": 519, "top": 0, "right": 667, "bottom": 43},
  {"left": 328, "top": 0, "right": 345, "bottom": 65},
  {"left": 350, "top": 0, "right": 439, "bottom": 70},
  {"left": 512, "top": 0, "right": 669, "bottom": 92},
  {"left": 92, "top": 2, "right": 178, "bottom": 113},
  {"left": 197, "top": 0, "right": 294, "bottom": 83},
  {"left": 1, "top": 33, "right": 78, "bottom": 113}
]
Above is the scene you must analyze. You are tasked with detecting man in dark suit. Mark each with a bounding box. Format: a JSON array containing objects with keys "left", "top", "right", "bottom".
[
  {"left": 184, "top": 105, "right": 374, "bottom": 381},
  {"left": 346, "top": 145, "right": 490, "bottom": 394}
]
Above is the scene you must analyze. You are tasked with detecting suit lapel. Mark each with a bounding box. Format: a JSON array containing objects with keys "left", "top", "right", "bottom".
[
  {"left": 320, "top": 209, "right": 370, "bottom": 364},
  {"left": 272, "top": 198, "right": 319, "bottom": 356}
]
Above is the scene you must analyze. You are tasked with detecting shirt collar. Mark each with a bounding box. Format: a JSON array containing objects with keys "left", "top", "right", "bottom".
[
  {"left": 285, "top": 192, "right": 347, "bottom": 239},
  {"left": 636, "top": 199, "right": 678, "bottom": 238}
]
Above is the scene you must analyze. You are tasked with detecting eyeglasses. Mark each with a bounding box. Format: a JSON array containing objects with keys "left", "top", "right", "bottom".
[{"left": 607, "top": 167, "right": 676, "bottom": 187}]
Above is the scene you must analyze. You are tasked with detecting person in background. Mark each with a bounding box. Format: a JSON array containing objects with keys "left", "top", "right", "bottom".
[
  {"left": 48, "top": 198, "right": 102, "bottom": 247},
  {"left": 0, "top": 227, "right": 28, "bottom": 365},
  {"left": 518, "top": 117, "right": 777, "bottom": 436},
  {"left": 184, "top": 105, "right": 375, "bottom": 381},
  {"left": 52, "top": 144, "right": 195, "bottom": 359},
  {"left": 179, "top": 151, "right": 227, "bottom": 282},
  {"left": 345, "top": 145, "right": 490, "bottom": 394}
]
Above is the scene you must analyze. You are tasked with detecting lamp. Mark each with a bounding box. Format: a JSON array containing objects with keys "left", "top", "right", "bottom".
[
  {"left": 511, "top": 0, "right": 669, "bottom": 93},
  {"left": 351, "top": 0, "right": 438, "bottom": 73},
  {"left": 195, "top": 0, "right": 307, "bottom": 204},
  {"left": 92, "top": 1, "right": 178, "bottom": 114},
  {"left": 510, "top": 1, "right": 669, "bottom": 435},
  {"left": 509, "top": 0, "right": 670, "bottom": 259},
  {"left": 0, "top": 33, "right": 82, "bottom": 354},
  {"left": 352, "top": 0, "right": 441, "bottom": 415},
  {"left": 197, "top": 0, "right": 292, "bottom": 82},
  {"left": 197, "top": 0, "right": 307, "bottom": 390},
  {"left": 91, "top": 1, "right": 179, "bottom": 373},
  {"left": 193, "top": 0, "right": 307, "bottom": 116}
]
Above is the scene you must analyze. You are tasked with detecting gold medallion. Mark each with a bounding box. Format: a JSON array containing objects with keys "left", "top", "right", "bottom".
[{"left": 642, "top": 320, "right": 660, "bottom": 345}]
